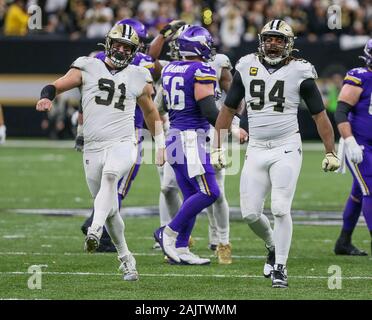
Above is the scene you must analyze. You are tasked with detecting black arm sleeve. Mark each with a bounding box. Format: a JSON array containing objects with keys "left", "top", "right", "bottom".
[
  {"left": 239, "top": 107, "right": 248, "bottom": 133},
  {"left": 334, "top": 101, "right": 352, "bottom": 125},
  {"left": 197, "top": 95, "right": 220, "bottom": 127},
  {"left": 40, "top": 84, "right": 56, "bottom": 100},
  {"left": 299, "top": 79, "right": 325, "bottom": 115},
  {"left": 224, "top": 71, "right": 245, "bottom": 110}
]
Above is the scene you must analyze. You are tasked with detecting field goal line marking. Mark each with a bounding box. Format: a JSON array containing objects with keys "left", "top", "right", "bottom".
[{"left": 1, "top": 271, "right": 372, "bottom": 281}]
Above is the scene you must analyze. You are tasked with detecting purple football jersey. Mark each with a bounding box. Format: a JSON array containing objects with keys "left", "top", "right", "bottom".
[
  {"left": 343, "top": 67, "right": 372, "bottom": 144},
  {"left": 94, "top": 51, "right": 154, "bottom": 129},
  {"left": 161, "top": 60, "right": 217, "bottom": 131}
]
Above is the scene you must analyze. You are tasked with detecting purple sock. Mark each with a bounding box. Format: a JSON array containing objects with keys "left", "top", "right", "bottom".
[
  {"left": 362, "top": 196, "right": 372, "bottom": 232},
  {"left": 176, "top": 216, "right": 196, "bottom": 248},
  {"left": 169, "top": 192, "right": 218, "bottom": 238},
  {"left": 342, "top": 181, "right": 362, "bottom": 232},
  {"left": 342, "top": 196, "right": 362, "bottom": 232}
]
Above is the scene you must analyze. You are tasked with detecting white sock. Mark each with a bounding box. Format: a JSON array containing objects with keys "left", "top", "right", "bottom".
[
  {"left": 213, "top": 195, "right": 230, "bottom": 245},
  {"left": 92, "top": 173, "right": 118, "bottom": 228},
  {"left": 162, "top": 187, "right": 182, "bottom": 219},
  {"left": 105, "top": 211, "right": 130, "bottom": 258},
  {"left": 273, "top": 214, "right": 293, "bottom": 265},
  {"left": 206, "top": 206, "right": 218, "bottom": 245},
  {"left": 247, "top": 215, "right": 275, "bottom": 249},
  {"left": 159, "top": 192, "right": 171, "bottom": 226}
]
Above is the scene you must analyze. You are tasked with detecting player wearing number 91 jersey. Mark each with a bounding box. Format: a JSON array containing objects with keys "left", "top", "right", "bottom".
[
  {"left": 212, "top": 19, "right": 339, "bottom": 287},
  {"left": 36, "top": 24, "right": 166, "bottom": 281}
]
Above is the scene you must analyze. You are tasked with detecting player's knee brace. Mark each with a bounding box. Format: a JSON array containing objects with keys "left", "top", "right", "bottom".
[
  {"left": 102, "top": 172, "right": 118, "bottom": 185},
  {"left": 161, "top": 185, "right": 178, "bottom": 198},
  {"left": 243, "top": 212, "right": 261, "bottom": 224},
  {"left": 271, "top": 200, "right": 290, "bottom": 217}
]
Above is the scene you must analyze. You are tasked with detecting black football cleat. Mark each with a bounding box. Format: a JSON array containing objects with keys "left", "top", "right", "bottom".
[
  {"left": 334, "top": 238, "right": 367, "bottom": 256},
  {"left": 96, "top": 238, "right": 116, "bottom": 253},
  {"left": 263, "top": 246, "right": 275, "bottom": 278},
  {"left": 271, "top": 264, "right": 288, "bottom": 288}
]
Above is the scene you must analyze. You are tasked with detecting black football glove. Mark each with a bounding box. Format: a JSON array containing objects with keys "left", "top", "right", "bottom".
[
  {"left": 75, "top": 135, "right": 84, "bottom": 152},
  {"left": 160, "top": 20, "right": 186, "bottom": 39}
]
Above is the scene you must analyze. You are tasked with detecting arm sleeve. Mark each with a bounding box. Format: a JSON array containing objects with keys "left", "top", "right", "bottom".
[
  {"left": 224, "top": 72, "right": 245, "bottom": 110},
  {"left": 299, "top": 78, "right": 325, "bottom": 115},
  {"left": 197, "top": 95, "right": 219, "bottom": 127},
  {"left": 334, "top": 101, "right": 352, "bottom": 125}
]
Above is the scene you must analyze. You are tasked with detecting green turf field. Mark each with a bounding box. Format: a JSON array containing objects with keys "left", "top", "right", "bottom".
[
  {"left": 0, "top": 214, "right": 371, "bottom": 300},
  {"left": 0, "top": 142, "right": 371, "bottom": 300},
  {"left": 0, "top": 144, "right": 353, "bottom": 210}
]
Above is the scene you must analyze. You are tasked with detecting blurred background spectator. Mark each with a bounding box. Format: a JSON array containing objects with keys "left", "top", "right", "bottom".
[
  {"left": 0, "top": 0, "right": 369, "bottom": 41},
  {"left": 0, "top": 0, "right": 371, "bottom": 140}
]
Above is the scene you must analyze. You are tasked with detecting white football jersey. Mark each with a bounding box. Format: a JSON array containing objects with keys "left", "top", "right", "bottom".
[
  {"left": 209, "top": 53, "right": 232, "bottom": 109},
  {"left": 71, "top": 56, "right": 152, "bottom": 151},
  {"left": 236, "top": 53, "right": 317, "bottom": 141}
]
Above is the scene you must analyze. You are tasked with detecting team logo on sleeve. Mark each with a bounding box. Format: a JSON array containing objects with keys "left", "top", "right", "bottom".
[{"left": 249, "top": 67, "right": 258, "bottom": 76}]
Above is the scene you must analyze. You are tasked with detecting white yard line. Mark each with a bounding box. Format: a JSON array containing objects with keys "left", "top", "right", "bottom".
[
  {"left": 1, "top": 271, "right": 371, "bottom": 280},
  {"left": 0, "top": 251, "right": 265, "bottom": 259},
  {"left": 3, "top": 140, "right": 328, "bottom": 151}
]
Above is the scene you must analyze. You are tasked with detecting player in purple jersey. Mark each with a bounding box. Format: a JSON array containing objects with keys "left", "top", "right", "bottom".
[
  {"left": 334, "top": 39, "right": 372, "bottom": 256},
  {"left": 153, "top": 26, "right": 221, "bottom": 265},
  {"left": 80, "top": 19, "right": 155, "bottom": 252}
]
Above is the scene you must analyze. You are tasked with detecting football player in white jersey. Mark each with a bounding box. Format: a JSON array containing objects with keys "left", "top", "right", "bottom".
[
  {"left": 212, "top": 20, "right": 340, "bottom": 287},
  {"left": 36, "top": 24, "right": 166, "bottom": 281},
  {"left": 149, "top": 23, "right": 248, "bottom": 264}
]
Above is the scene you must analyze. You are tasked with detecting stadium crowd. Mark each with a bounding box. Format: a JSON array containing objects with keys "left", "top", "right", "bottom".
[{"left": 1, "top": 0, "right": 371, "bottom": 48}]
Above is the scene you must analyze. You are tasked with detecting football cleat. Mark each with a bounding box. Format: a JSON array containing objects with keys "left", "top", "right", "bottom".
[
  {"left": 84, "top": 225, "right": 103, "bottom": 253},
  {"left": 154, "top": 226, "right": 180, "bottom": 263},
  {"left": 208, "top": 243, "right": 218, "bottom": 252},
  {"left": 168, "top": 247, "right": 210, "bottom": 265},
  {"left": 271, "top": 264, "right": 288, "bottom": 288},
  {"left": 152, "top": 241, "right": 161, "bottom": 250},
  {"left": 263, "top": 245, "right": 275, "bottom": 278},
  {"left": 334, "top": 238, "right": 367, "bottom": 256},
  {"left": 216, "top": 243, "right": 232, "bottom": 265},
  {"left": 188, "top": 236, "right": 195, "bottom": 248},
  {"left": 118, "top": 253, "right": 139, "bottom": 281}
]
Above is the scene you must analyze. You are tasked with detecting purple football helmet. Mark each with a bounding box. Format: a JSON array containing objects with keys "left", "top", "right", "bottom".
[
  {"left": 360, "top": 39, "right": 372, "bottom": 68},
  {"left": 116, "top": 18, "right": 148, "bottom": 41},
  {"left": 177, "top": 26, "right": 215, "bottom": 61}
]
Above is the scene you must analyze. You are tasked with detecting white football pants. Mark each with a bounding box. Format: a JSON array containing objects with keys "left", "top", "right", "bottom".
[{"left": 240, "top": 133, "right": 302, "bottom": 266}]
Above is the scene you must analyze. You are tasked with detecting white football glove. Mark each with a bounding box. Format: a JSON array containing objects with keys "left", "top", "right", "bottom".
[
  {"left": 344, "top": 136, "right": 364, "bottom": 164},
  {"left": 0, "top": 125, "right": 6, "bottom": 145},
  {"left": 322, "top": 151, "right": 340, "bottom": 172},
  {"left": 211, "top": 148, "right": 226, "bottom": 170}
]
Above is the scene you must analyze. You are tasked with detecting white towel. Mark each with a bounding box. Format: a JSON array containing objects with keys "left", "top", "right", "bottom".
[
  {"left": 180, "top": 130, "right": 206, "bottom": 178},
  {"left": 336, "top": 137, "right": 346, "bottom": 174}
]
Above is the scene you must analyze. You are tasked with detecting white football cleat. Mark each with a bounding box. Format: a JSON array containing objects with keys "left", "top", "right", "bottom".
[
  {"left": 84, "top": 225, "right": 103, "bottom": 253},
  {"left": 176, "top": 247, "right": 210, "bottom": 265},
  {"left": 162, "top": 226, "right": 180, "bottom": 263},
  {"left": 118, "top": 253, "right": 139, "bottom": 281}
]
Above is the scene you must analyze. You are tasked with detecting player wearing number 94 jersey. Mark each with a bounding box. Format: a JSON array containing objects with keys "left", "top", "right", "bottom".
[
  {"left": 36, "top": 24, "right": 166, "bottom": 281},
  {"left": 212, "top": 19, "right": 340, "bottom": 288}
]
